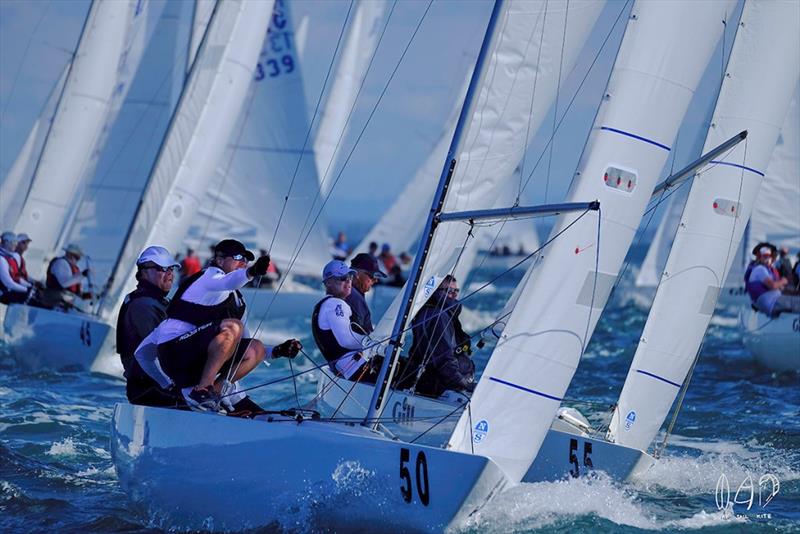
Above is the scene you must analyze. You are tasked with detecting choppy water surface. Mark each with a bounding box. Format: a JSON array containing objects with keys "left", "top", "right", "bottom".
[{"left": 1, "top": 249, "right": 798, "bottom": 533}]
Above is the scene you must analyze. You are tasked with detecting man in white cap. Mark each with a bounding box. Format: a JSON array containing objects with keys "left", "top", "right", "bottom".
[
  {"left": 746, "top": 244, "right": 800, "bottom": 315},
  {"left": 14, "top": 233, "right": 33, "bottom": 284},
  {"left": 135, "top": 239, "right": 301, "bottom": 413},
  {"left": 0, "top": 231, "right": 32, "bottom": 304},
  {"left": 116, "top": 246, "right": 183, "bottom": 406},
  {"left": 46, "top": 243, "right": 91, "bottom": 299},
  {"left": 311, "top": 259, "right": 380, "bottom": 381}
]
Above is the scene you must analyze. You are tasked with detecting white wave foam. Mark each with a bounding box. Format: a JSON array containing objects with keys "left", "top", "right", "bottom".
[
  {"left": 461, "top": 473, "right": 744, "bottom": 532},
  {"left": 460, "top": 307, "right": 500, "bottom": 333},
  {"left": 709, "top": 315, "right": 739, "bottom": 327},
  {"left": 0, "top": 480, "right": 22, "bottom": 501},
  {"left": 46, "top": 437, "right": 77, "bottom": 457}
]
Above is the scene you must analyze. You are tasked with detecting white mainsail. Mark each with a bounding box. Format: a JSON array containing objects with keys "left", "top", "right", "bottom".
[
  {"left": 314, "top": 0, "right": 387, "bottom": 198},
  {"left": 372, "top": 0, "right": 605, "bottom": 343},
  {"left": 185, "top": 0, "right": 329, "bottom": 278},
  {"left": 0, "top": 66, "right": 69, "bottom": 230},
  {"left": 13, "top": 0, "right": 148, "bottom": 279},
  {"left": 609, "top": 1, "right": 800, "bottom": 451},
  {"left": 448, "top": 0, "right": 735, "bottom": 482},
  {"left": 635, "top": 187, "right": 688, "bottom": 288},
  {"left": 748, "top": 86, "right": 800, "bottom": 251},
  {"left": 102, "top": 0, "right": 274, "bottom": 319}
]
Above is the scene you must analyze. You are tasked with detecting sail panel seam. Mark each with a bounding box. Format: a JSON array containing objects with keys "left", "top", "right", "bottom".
[
  {"left": 635, "top": 369, "right": 681, "bottom": 388},
  {"left": 599, "top": 126, "right": 671, "bottom": 151},
  {"left": 488, "top": 376, "right": 562, "bottom": 401},
  {"left": 707, "top": 160, "right": 764, "bottom": 177}
]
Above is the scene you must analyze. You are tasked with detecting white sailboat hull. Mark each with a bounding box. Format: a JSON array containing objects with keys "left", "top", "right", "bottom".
[
  {"left": 2, "top": 303, "right": 114, "bottom": 372},
  {"left": 111, "top": 404, "right": 509, "bottom": 533},
  {"left": 741, "top": 308, "right": 800, "bottom": 372},
  {"left": 315, "top": 376, "right": 653, "bottom": 482}
]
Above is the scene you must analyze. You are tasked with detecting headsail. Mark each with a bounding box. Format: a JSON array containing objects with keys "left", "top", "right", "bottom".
[
  {"left": 448, "top": 0, "right": 735, "bottom": 482},
  {"left": 101, "top": 0, "right": 274, "bottom": 319},
  {"left": 13, "top": 0, "right": 149, "bottom": 279},
  {"left": 609, "top": 0, "right": 800, "bottom": 451}
]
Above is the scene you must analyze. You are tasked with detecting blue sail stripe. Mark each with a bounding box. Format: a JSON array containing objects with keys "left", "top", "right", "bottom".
[
  {"left": 709, "top": 160, "right": 765, "bottom": 177},
  {"left": 636, "top": 369, "right": 682, "bottom": 388},
  {"left": 488, "top": 377, "right": 562, "bottom": 401},
  {"left": 600, "top": 126, "right": 671, "bottom": 151}
]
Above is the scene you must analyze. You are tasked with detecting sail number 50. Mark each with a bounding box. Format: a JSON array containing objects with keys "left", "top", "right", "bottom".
[{"left": 400, "top": 448, "right": 430, "bottom": 506}]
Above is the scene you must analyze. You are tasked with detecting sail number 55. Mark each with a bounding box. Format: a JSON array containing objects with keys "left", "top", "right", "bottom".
[
  {"left": 400, "top": 448, "right": 430, "bottom": 506},
  {"left": 569, "top": 438, "right": 593, "bottom": 477}
]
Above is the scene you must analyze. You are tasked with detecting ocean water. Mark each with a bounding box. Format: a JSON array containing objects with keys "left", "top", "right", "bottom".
[{"left": 1, "top": 246, "right": 798, "bottom": 533}]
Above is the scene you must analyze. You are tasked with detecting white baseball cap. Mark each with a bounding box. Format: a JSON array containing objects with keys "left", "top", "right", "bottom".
[
  {"left": 16, "top": 233, "right": 31, "bottom": 242},
  {"left": 137, "top": 246, "right": 179, "bottom": 268}
]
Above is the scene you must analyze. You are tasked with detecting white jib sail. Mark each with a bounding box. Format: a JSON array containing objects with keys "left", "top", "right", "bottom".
[
  {"left": 635, "top": 187, "right": 688, "bottom": 288},
  {"left": 609, "top": 1, "right": 800, "bottom": 452},
  {"left": 372, "top": 0, "right": 606, "bottom": 344},
  {"left": 102, "top": 0, "right": 274, "bottom": 319},
  {"left": 0, "top": 65, "right": 70, "bottom": 230},
  {"left": 186, "top": 0, "right": 329, "bottom": 279},
  {"left": 748, "top": 86, "right": 800, "bottom": 251},
  {"left": 12, "top": 0, "right": 147, "bottom": 280},
  {"left": 188, "top": 0, "right": 216, "bottom": 70},
  {"left": 313, "top": 0, "right": 387, "bottom": 198},
  {"left": 448, "top": 0, "right": 735, "bottom": 483}
]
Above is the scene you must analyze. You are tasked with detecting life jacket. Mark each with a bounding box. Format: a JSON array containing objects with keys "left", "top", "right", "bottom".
[
  {"left": 17, "top": 254, "right": 28, "bottom": 281},
  {"left": 165, "top": 269, "right": 245, "bottom": 326},
  {"left": 745, "top": 262, "right": 780, "bottom": 303},
  {"left": 46, "top": 257, "right": 81, "bottom": 294},
  {"left": 116, "top": 280, "right": 169, "bottom": 361},
  {"left": 180, "top": 255, "right": 201, "bottom": 277},
  {"left": 0, "top": 249, "right": 22, "bottom": 292},
  {"left": 311, "top": 296, "right": 352, "bottom": 371}
]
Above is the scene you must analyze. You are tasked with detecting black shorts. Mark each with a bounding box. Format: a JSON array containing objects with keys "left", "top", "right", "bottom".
[{"left": 158, "top": 321, "right": 258, "bottom": 388}]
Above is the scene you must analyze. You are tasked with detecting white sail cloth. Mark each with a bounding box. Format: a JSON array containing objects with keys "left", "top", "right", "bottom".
[
  {"left": 314, "top": 0, "right": 388, "bottom": 198},
  {"left": 185, "top": 0, "right": 329, "bottom": 279},
  {"left": 609, "top": 0, "right": 800, "bottom": 451},
  {"left": 102, "top": 0, "right": 274, "bottom": 319},
  {"left": 13, "top": 1, "right": 148, "bottom": 280},
  {"left": 448, "top": 0, "right": 735, "bottom": 482},
  {"left": 635, "top": 186, "right": 689, "bottom": 288},
  {"left": 372, "top": 0, "right": 605, "bottom": 345}
]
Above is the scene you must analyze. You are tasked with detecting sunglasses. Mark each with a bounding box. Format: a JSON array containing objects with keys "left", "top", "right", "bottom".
[
  {"left": 330, "top": 274, "right": 354, "bottom": 282},
  {"left": 217, "top": 253, "right": 249, "bottom": 262},
  {"left": 447, "top": 287, "right": 460, "bottom": 295},
  {"left": 141, "top": 263, "right": 174, "bottom": 273}
]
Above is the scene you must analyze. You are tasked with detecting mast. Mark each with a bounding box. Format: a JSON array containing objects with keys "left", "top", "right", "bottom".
[{"left": 365, "top": 0, "right": 508, "bottom": 426}]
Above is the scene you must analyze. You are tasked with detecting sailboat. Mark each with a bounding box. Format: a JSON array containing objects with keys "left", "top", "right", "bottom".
[
  {"left": 317, "top": 0, "right": 736, "bottom": 484},
  {"left": 2, "top": 0, "right": 155, "bottom": 371},
  {"left": 741, "top": 85, "right": 800, "bottom": 372}
]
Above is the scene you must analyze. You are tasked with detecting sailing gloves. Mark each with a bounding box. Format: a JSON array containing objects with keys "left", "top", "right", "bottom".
[
  {"left": 248, "top": 255, "right": 271, "bottom": 278},
  {"left": 272, "top": 339, "right": 302, "bottom": 359}
]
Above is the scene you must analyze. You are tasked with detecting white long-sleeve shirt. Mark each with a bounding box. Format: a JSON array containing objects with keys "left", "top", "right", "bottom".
[
  {"left": 0, "top": 249, "right": 29, "bottom": 293},
  {"left": 317, "top": 296, "right": 368, "bottom": 379},
  {"left": 49, "top": 257, "right": 84, "bottom": 290}
]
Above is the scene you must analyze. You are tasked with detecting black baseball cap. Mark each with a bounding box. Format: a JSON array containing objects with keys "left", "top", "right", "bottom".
[
  {"left": 350, "top": 253, "right": 386, "bottom": 278},
  {"left": 214, "top": 239, "right": 255, "bottom": 261}
]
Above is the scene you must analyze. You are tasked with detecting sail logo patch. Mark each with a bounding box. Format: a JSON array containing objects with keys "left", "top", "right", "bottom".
[
  {"left": 422, "top": 276, "right": 436, "bottom": 299},
  {"left": 624, "top": 410, "right": 636, "bottom": 431},
  {"left": 473, "top": 420, "right": 489, "bottom": 443}
]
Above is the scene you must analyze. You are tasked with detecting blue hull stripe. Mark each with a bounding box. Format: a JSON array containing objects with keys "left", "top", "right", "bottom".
[
  {"left": 488, "top": 377, "right": 562, "bottom": 401},
  {"left": 709, "top": 160, "right": 765, "bottom": 177},
  {"left": 600, "top": 126, "right": 671, "bottom": 151},
  {"left": 636, "top": 369, "right": 681, "bottom": 388}
]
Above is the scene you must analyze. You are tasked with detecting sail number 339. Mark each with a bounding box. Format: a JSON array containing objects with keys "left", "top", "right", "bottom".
[{"left": 400, "top": 448, "right": 430, "bottom": 506}]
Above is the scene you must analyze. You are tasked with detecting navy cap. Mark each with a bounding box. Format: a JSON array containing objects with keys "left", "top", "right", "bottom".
[
  {"left": 323, "top": 260, "right": 355, "bottom": 281},
  {"left": 214, "top": 239, "right": 255, "bottom": 261},
  {"left": 350, "top": 253, "right": 386, "bottom": 279}
]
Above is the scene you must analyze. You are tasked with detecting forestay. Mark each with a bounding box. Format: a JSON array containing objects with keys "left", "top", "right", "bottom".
[
  {"left": 185, "top": 0, "right": 329, "bottom": 278},
  {"left": 314, "top": 0, "right": 388, "bottom": 198},
  {"left": 13, "top": 1, "right": 148, "bottom": 280},
  {"left": 102, "top": 0, "right": 274, "bottom": 319},
  {"left": 748, "top": 86, "right": 800, "bottom": 251},
  {"left": 448, "top": 0, "right": 735, "bottom": 482},
  {"left": 609, "top": 0, "right": 800, "bottom": 452},
  {"left": 372, "top": 0, "right": 606, "bottom": 344}
]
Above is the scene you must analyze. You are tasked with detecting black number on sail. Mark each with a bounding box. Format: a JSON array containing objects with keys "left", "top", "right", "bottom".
[
  {"left": 583, "top": 442, "right": 593, "bottom": 469},
  {"left": 569, "top": 439, "right": 580, "bottom": 477},
  {"left": 416, "top": 451, "right": 430, "bottom": 506},
  {"left": 400, "top": 448, "right": 412, "bottom": 502}
]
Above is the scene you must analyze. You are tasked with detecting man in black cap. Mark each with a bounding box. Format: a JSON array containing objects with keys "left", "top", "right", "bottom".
[
  {"left": 135, "top": 239, "right": 301, "bottom": 412},
  {"left": 347, "top": 252, "right": 386, "bottom": 335}
]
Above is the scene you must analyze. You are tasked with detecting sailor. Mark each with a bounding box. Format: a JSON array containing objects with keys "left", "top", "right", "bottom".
[
  {"left": 0, "top": 231, "right": 32, "bottom": 304},
  {"left": 135, "top": 239, "right": 301, "bottom": 412},
  {"left": 403, "top": 275, "right": 475, "bottom": 397},
  {"left": 14, "top": 233, "right": 33, "bottom": 284},
  {"left": 46, "top": 243, "right": 92, "bottom": 299},
  {"left": 180, "top": 247, "right": 202, "bottom": 279},
  {"left": 746, "top": 245, "right": 800, "bottom": 316},
  {"left": 312, "top": 260, "right": 377, "bottom": 380},
  {"left": 347, "top": 253, "right": 386, "bottom": 334},
  {"left": 116, "top": 246, "right": 183, "bottom": 407}
]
